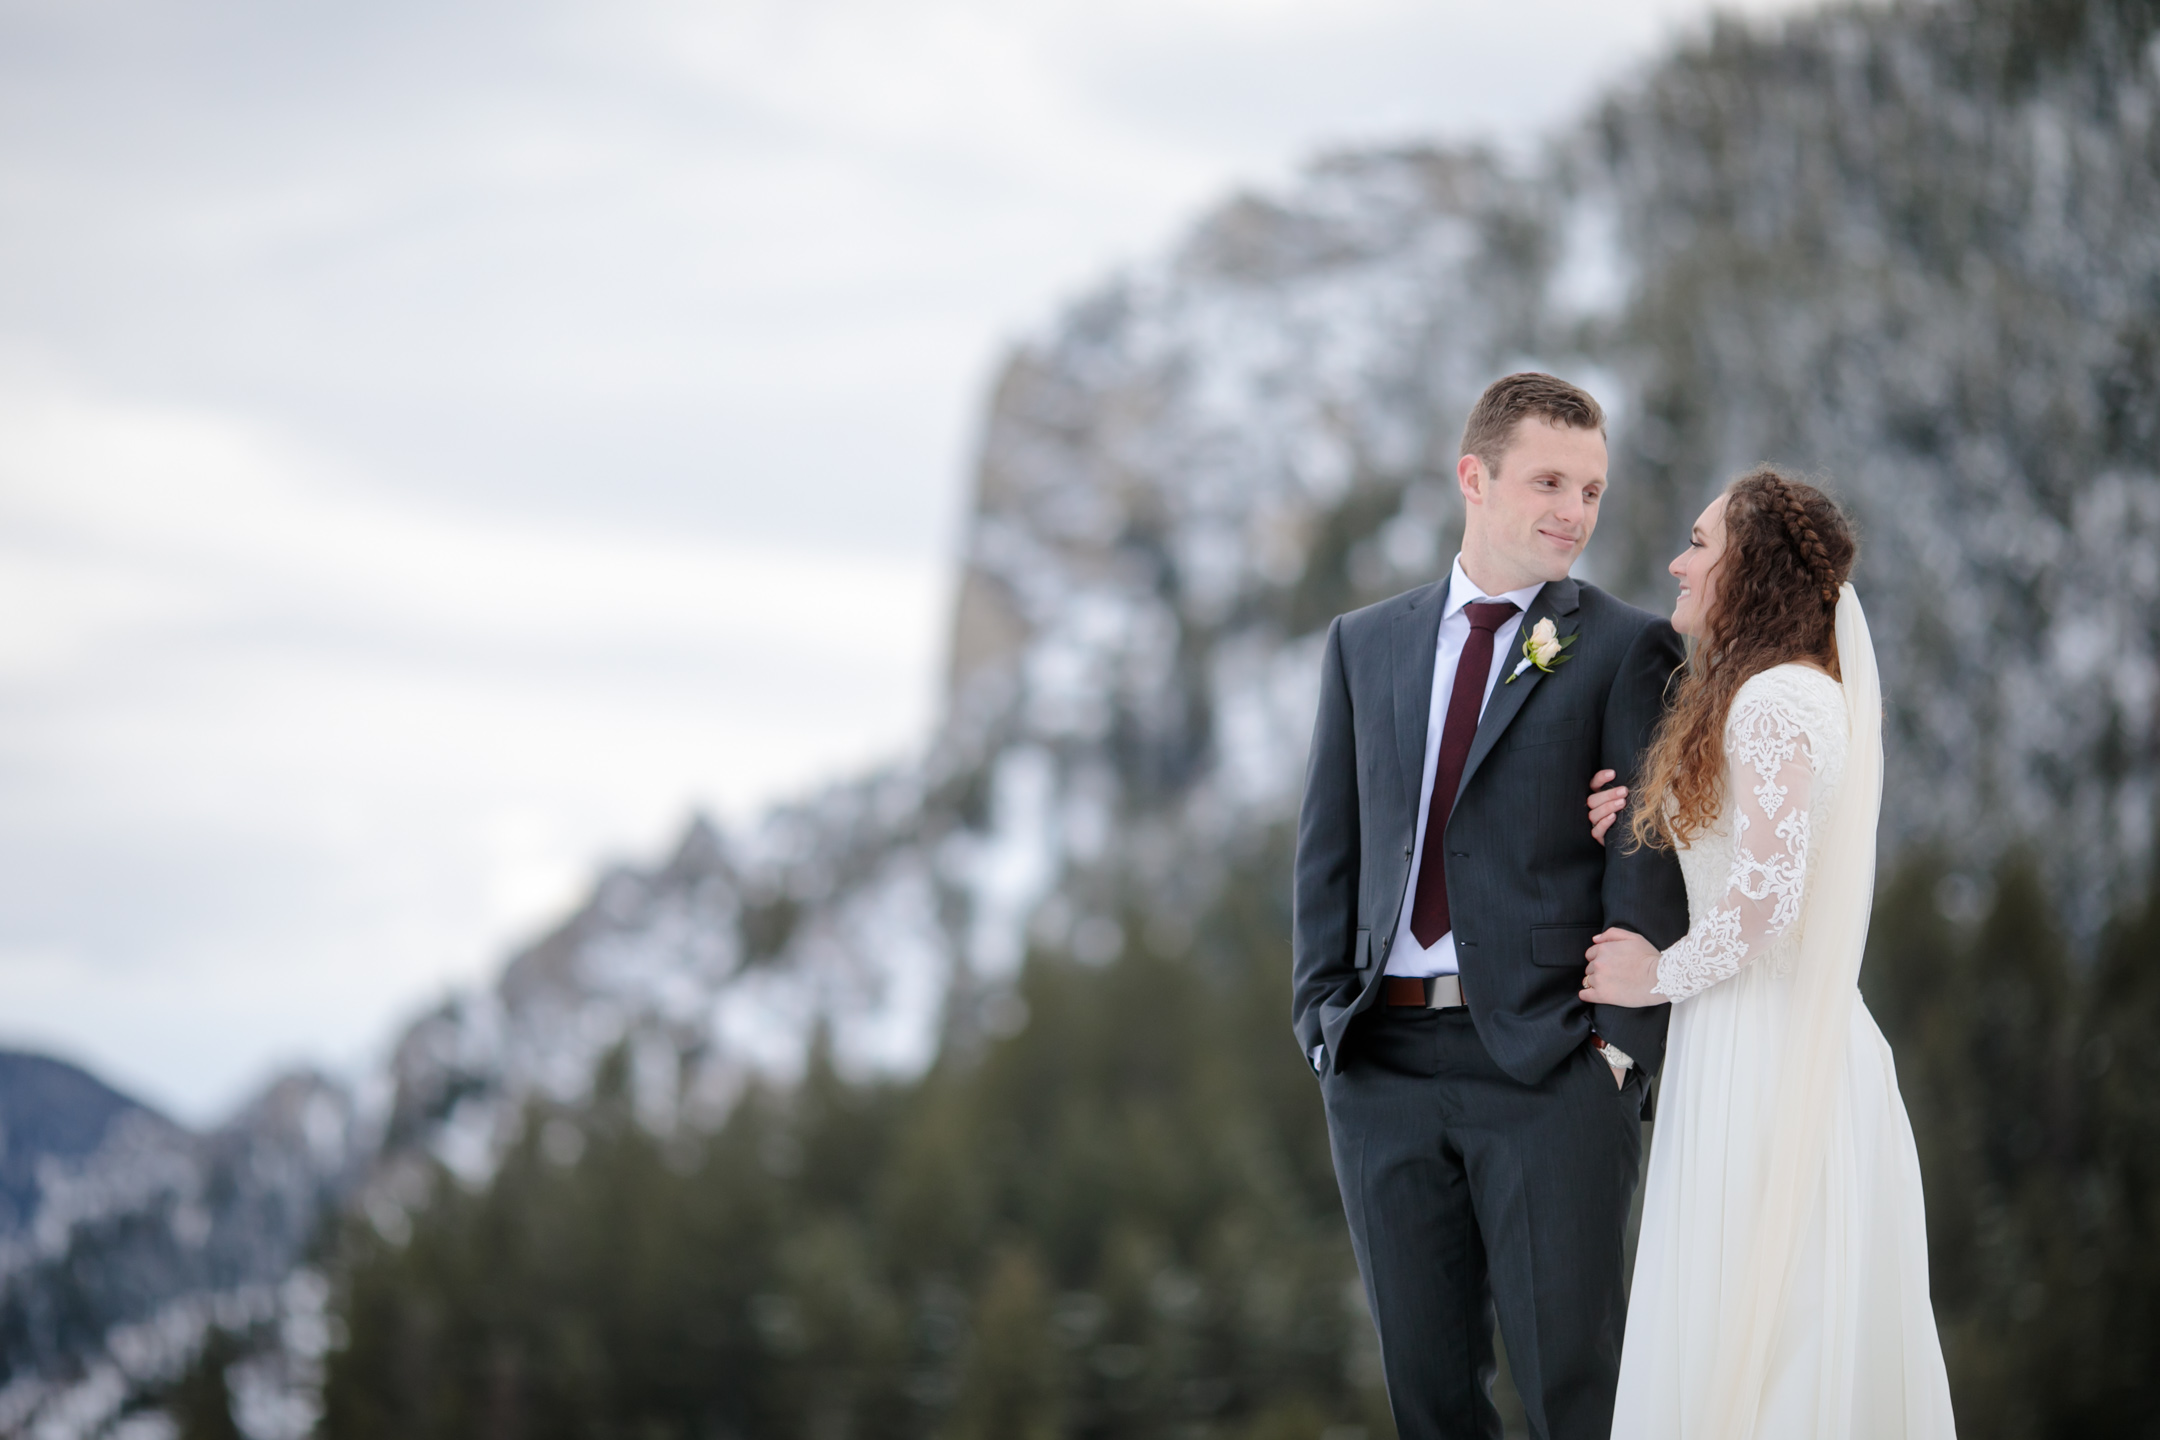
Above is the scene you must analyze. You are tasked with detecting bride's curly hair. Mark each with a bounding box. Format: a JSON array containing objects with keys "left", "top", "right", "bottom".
[{"left": 1627, "top": 467, "right": 1858, "bottom": 852}]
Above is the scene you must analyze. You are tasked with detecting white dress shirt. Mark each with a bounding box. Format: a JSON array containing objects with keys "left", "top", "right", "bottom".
[{"left": 1384, "top": 557, "right": 1546, "bottom": 978}]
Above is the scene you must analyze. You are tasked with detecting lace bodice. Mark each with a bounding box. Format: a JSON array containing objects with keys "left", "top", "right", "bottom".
[{"left": 1655, "top": 664, "right": 1848, "bottom": 1002}]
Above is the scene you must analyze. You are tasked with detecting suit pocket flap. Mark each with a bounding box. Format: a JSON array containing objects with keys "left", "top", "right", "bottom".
[
  {"left": 1529, "top": 924, "right": 1597, "bottom": 968},
  {"left": 1506, "top": 718, "right": 1580, "bottom": 749}
]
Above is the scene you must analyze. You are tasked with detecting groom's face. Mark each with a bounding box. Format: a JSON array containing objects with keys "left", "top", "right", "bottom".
[{"left": 1456, "top": 417, "right": 1607, "bottom": 590}]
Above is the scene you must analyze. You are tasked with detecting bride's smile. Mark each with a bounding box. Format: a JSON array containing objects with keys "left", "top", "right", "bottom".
[{"left": 1668, "top": 492, "right": 1730, "bottom": 638}]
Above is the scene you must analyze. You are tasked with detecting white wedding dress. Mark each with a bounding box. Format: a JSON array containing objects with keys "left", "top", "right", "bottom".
[{"left": 1612, "top": 590, "right": 1957, "bottom": 1439}]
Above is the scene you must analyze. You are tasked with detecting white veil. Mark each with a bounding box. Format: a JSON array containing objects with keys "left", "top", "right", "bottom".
[{"left": 1703, "top": 582, "right": 1885, "bottom": 1436}]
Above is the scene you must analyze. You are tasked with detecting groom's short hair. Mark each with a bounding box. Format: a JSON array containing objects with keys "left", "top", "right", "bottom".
[{"left": 1460, "top": 372, "right": 1606, "bottom": 474}]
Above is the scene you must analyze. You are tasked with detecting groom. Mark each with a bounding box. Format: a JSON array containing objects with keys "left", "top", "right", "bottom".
[{"left": 1292, "top": 373, "right": 1689, "bottom": 1439}]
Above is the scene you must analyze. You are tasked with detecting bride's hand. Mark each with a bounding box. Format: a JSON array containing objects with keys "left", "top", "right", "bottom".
[
  {"left": 1585, "top": 769, "right": 1627, "bottom": 846},
  {"left": 1580, "top": 927, "right": 1663, "bottom": 1007}
]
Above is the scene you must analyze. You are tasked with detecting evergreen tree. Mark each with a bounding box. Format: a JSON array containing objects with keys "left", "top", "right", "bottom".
[
  {"left": 1864, "top": 854, "right": 2160, "bottom": 1438},
  {"left": 322, "top": 826, "right": 1394, "bottom": 1439},
  {"left": 169, "top": 1329, "right": 244, "bottom": 1440},
  {"left": 321, "top": 846, "right": 2160, "bottom": 1438}
]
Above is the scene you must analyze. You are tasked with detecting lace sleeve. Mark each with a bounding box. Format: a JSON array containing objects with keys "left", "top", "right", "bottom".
[{"left": 1653, "top": 689, "right": 1824, "bottom": 1002}]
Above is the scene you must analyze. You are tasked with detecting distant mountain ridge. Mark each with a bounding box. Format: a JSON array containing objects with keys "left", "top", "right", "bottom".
[
  {"left": 6, "top": 0, "right": 2156, "bottom": 1431},
  {"left": 0, "top": 1053, "right": 352, "bottom": 1436},
  {"left": 0, "top": 1053, "right": 150, "bottom": 1236}
]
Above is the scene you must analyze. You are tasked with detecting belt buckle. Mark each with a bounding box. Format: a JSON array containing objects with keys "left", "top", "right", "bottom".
[{"left": 1425, "top": 974, "right": 1464, "bottom": 1009}]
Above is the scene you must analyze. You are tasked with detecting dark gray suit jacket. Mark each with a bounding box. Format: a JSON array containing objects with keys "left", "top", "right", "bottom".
[{"left": 1291, "top": 575, "right": 1690, "bottom": 1086}]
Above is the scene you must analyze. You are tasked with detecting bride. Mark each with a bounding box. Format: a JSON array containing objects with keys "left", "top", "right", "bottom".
[{"left": 1577, "top": 468, "right": 1957, "bottom": 1437}]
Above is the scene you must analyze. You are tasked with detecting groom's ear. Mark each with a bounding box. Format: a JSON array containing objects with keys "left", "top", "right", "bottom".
[{"left": 1457, "top": 452, "right": 1487, "bottom": 507}]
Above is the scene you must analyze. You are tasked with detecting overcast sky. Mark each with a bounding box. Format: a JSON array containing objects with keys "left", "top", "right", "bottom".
[{"left": 0, "top": 0, "right": 1805, "bottom": 1124}]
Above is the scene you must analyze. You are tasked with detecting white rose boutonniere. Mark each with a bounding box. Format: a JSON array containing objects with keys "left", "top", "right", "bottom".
[{"left": 1506, "top": 617, "right": 1576, "bottom": 682}]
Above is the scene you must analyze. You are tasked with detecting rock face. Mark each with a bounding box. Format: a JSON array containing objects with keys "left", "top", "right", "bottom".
[
  {"left": 7, "top": 0, "right": 2158, "bottom": 1430},
  {"left": 350, "top": 141, "right": 1577, "bottom": 1246}
]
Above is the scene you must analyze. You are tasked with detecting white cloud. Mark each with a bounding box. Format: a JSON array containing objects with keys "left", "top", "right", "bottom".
[{"left": 0, "top": 367, "right": 940, "bottom": 1118}]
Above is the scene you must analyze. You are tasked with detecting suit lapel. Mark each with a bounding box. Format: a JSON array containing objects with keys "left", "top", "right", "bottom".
[
  {"left": 1392, "top": 581, "right": 1446, "bottom": 801},
  {"left": 1453, "top": 577, "right": 1581, "bottom": 808}
]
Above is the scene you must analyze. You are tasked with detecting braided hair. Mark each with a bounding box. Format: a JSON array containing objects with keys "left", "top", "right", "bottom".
[
  {"left": 1758, "top": 469, "right": 1843, "bottom": 608},
  {"left": 1627, "top": 467, "right": 1859, "bottom": 852}
]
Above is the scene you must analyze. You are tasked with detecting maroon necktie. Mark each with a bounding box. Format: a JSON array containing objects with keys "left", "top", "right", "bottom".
[{"left": 1409, "top": 600, "right": 1519, "bottom": 947}]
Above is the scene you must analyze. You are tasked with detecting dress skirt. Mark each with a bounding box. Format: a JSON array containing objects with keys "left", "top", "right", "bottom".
[{"left": 1612, "top": 959, "right": 1958, "bottom": 1438}]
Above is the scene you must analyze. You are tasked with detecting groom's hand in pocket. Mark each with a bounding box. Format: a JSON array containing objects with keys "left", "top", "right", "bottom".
[
  {"left": 1580, "top": 927, "right": 1662, "bottom": 1007},
  {"left": 1585, "top": 769, "right": 1628, "bottom": 845}
]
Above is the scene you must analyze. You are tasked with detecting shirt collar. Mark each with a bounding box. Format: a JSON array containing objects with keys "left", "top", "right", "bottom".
[{"left": 1442, "top": 555, "right": 1547, "bottom": 620}]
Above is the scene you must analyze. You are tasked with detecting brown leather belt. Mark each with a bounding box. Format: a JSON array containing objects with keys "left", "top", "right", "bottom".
[{"left": 1384, "top": 974, "right": 1466, "bottom": 1009}]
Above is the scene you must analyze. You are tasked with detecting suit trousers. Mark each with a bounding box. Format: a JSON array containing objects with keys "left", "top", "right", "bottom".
[{"left": 1320, "top": 1007, "right": 1644, "bottom": 1440}]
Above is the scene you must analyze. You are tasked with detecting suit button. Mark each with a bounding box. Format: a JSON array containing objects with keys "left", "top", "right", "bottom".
[{"left": 1402, "top": 846, "right": 1412, "bottom": 857}]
